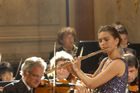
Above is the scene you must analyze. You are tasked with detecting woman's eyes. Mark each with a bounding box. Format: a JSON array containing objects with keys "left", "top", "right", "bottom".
[
  {"left": 99, "top": 38, "right": 109, "bottom": 43},
  {"left": 104, "top": 38, "right": 109, "bottom": 41}
]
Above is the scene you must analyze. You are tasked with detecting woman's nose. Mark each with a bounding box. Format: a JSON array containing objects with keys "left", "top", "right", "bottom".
[{"left": 100, "top": 41, "right": 106, "bottom": 47}]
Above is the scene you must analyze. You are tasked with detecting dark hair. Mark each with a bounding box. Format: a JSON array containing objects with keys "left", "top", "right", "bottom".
[
  {"left": 57, "top": 27, "right": 77, "bottom": 45},
  {"left": 116, "top": 26, "right": 128, "bottom": 35},
  {"left": 124, "top": 54, "right": 139, "bottom": 68},
  {"left": 0, "top": 62, "right": 13, "bottom": 75},
  {"left": 98, "top": 25, "right": 122, "bottom": 47},
  {"left": 112, "top": 21, "right": 124, "bottom": 27},
  {"left": 112, "top": 21, "right": 122, "bottom": 25}
]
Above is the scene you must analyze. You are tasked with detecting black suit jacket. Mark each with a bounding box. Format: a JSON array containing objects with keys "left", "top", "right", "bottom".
[{"left": 3, "top": 79, "right": 33, "bottom": 93}]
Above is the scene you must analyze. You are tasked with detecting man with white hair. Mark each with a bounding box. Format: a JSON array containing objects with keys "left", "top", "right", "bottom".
[
  {"left": 3, "top": 57, "right": 47, "bottom": 93},
  {"left": 48, "top": 51, "right": 92, "bottom": 93},
  {"left": 48, "top": 51, "right": 73, "bottom": 80}
]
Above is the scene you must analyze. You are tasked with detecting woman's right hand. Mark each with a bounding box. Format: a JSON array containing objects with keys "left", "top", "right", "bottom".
[
  {"left": 67, "top": 57, "right": 81, "bottom": 77},
  {"left": 71, "top": 57, "right": 81, "bottom": 72}
]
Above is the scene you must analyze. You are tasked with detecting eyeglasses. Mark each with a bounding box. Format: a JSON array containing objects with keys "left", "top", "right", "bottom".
[{"left": 29, "top": 73, "right": 44, "bottom": 79}]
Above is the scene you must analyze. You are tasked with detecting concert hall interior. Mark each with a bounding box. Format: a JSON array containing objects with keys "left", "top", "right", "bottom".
[{"left": 0, "top": 0, "right": 140, "bottom": 93}]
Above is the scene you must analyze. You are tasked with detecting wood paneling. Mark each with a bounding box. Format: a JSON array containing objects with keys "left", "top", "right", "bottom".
[
  {"left": 0, "top": 0, "right": 66, "bottom": 64},
  {"left": 94, "top": 0, "right": 140, "bottom": 43},
  {"left": 69, "top": 0, "right": 95, "bottom": 40},
  {"left": 0, "top": 0, "right": 96, "bottom": 65}
]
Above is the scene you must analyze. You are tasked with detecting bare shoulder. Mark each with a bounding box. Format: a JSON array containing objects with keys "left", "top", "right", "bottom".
[
  {"left": 111, "top": 58, "right": 125, "bottom": 66},
  {"left": 104, "top": 58, "right": 125, "bottom": 71},
  {"left": 109, "top": 58, "right": 126, "bottom": 77}
]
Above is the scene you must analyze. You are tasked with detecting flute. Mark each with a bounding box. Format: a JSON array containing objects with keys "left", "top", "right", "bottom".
[{"left": 46, "top": 47, "right": 109, "bottom": 74}]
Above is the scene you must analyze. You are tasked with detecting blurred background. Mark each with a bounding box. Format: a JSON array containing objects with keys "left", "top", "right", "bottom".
[{"left": 0, "top": 0, "right": 140, "bottom": 74}]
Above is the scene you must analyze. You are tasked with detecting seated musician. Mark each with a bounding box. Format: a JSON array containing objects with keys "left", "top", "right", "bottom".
[
  {"left": 49, "top": 27, "right": 78, "bottom": 60},
  {"left": 48, "top": 51, "right": 75, "bottom": 92},
  {"left": 3, "top": 57, "right": 47, "bottom": 93},
  {"left": 48, "top": 51, "right": 93, "bottom": 93},
  {"left": 0, "top": 61, "right": 14, "bottom": 81},
  {"left": 112, "top": 22, "right": 136, "bottom": 56},
  {"left": 124, "top": 54, "right": 139, "bottom": 93},
  {"left": 48, "top": 51, "right": 73, "bottom": 79}
]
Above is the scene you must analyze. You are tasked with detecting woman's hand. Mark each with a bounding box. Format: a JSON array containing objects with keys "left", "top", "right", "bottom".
[
  {"left": 75, "top": 80, "right": 93, "bottom": 93},
  {"left": 67, "top": 57, "right": 81, "bottom": 76},
  {"left": 72, "top": 57, "right": 81, "bottom": 72}
]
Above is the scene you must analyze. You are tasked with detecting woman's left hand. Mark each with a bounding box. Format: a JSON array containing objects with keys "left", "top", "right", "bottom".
[{"left": 75, "top": 80, "right": 93, "bottom": 93}]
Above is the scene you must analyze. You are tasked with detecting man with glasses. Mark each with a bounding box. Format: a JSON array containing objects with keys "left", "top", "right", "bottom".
[{"left": 3, "top": 57, "right": 47, "bottom": 93}]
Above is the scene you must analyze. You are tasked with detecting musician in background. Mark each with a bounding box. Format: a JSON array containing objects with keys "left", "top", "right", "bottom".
[
  {"left": 116, "top": 26, "right": 136, "bottom": 56},
  {"left": 48, "top": 51, "right": 76, "bottom": 93},
  {"left": 0, "top": 62, "right": 14, "bottom": 81},
  {"left": 3, "top": 57, "right": 47, "bottom": 93},
  {"left": 112, "top": 22, "right": 136, "bottom": 56},
  {"left": 48, "top": 51, "right": 74, "bottom": 80},
  {"left": 124, "top": 54, "right": 139, "bottom": 93},
  {"left": 49, "top": 27, "right": 78, "bottom": 59},
  {"left": 48, "top": 51, "right": 92, "bottom": 93}
]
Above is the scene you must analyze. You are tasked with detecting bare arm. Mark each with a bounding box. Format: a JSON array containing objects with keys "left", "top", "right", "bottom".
[
  {"left": 81, "top": 58, "right": 107, "bottom": 78},
  {"left": 92, "top": 58, "right": 106, "bottom": 77},
  {"left": 68, "top": 58, "right": 104, "bottom": 79},
  {"left": 72, "top": 58, "right": 125, "bottom": 89}
]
